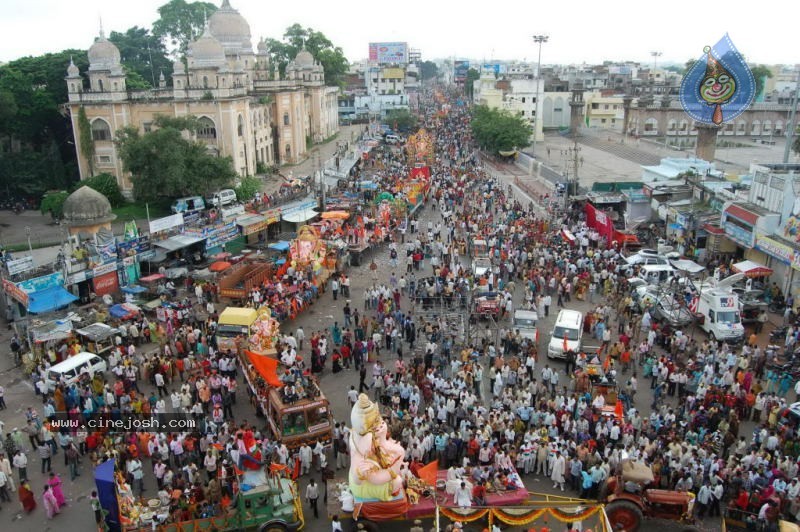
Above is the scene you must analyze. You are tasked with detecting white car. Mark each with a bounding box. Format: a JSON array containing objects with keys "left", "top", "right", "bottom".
[{"left": 472, "top": 257, "right": 492, "bottom": 278}]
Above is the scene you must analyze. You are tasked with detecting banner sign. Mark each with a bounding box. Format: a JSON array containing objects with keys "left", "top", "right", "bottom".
[
  {"left": 584, "top": 203, "right": 614, "bottom": 249},
  {"left": 149, "top": 213, "right": 184, "bottom": 234},
  {"left": 93, "top": 271, "right": 119, "bottom": 296},
  {"left": 2, "top": 279, "right": 29, "bottom": 306},
  {"left": 17, "top": 272, "right": 63, "bottom": 293},
  {"left": 263, "top": 208, "right": 281, "bottom": 225},
  {"left": 368, "top": 42, "right": 408, "bottom": 64},
  {"left": 6, "top": 256, "right": 34, "bottom": 276}
]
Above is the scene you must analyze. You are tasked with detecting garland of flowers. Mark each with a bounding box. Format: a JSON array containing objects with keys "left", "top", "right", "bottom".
[
  {"left": 439, "top": 507, "right": 490, "bottom": 523},
  {"left": 489, "top": 506, "right": 602, "bottom": 527}
]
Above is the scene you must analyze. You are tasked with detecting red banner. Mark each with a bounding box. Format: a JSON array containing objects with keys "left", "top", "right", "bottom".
[
  {"left": 2, "top": 279, "right": 29, "bottom": 306},
  {"left": 92, "top": 271, "right": 119, "bottom": 296},
  {"left": 584, "top": 203, "right": 614, "bottom": 249}
]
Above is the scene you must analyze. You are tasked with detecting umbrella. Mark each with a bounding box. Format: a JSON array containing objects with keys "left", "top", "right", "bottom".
[{"left": 209, "top": 261, "right": 232, "bottom": 272}]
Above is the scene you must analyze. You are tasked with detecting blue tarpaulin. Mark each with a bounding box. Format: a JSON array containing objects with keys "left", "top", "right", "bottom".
[
  {"left": 268, "top": 241, "right": 290, "bottom": 252},
  {"left": 95, "top": 458, "right": 120, "bottom": 532},
  {"left": 108, "top": 304, "right": 139, "bottom": 320},
  {"left": 120, "top": 285, "right": 147, "bottom": 294},
  {"left": 27, "top": 286, "right": 78, "bottom": 314}
]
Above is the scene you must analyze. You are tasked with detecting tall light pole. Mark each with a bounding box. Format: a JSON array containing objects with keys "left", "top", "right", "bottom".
[
  {"left": 532, "top": 35, "right": 549, "bottom": 159},
  {"left": 650, "top": 51, "right": 662, "bottom": 86}
]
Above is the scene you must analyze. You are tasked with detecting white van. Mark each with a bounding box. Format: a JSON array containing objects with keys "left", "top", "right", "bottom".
[
  {"left": 385, "top": 134, "right": 402, "bottom": 145},
  {"left": 45, "top": 352, "right": 107, "bottom": 392},
  {"left": 206, "top": 189, "right": 237, "bottom": 207},
  {"left": 547, "top": 309, "right": 584, "bottom": 359},
  {"left": 513, "top": 309, "right": 539, "bottom": 342},
  {"left": 637, "top": 264, "right": 675, "bottom": 285},
  {"left": 696, "top": 273, "right": 745, "bottom": 343}
]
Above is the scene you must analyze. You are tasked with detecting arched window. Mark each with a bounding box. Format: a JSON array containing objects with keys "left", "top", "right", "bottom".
[
  {"left": 113, "top": 82, "right": 118, "bottom": 91},
  {"left": 751, "top": 120, "right": 761, "bottom": 135},
  {"left": 736, "top": 121, "right": 747, "bottom": 134},
  {"left": 285, "top": 144, "right": 291, "bottom": 159},
  {"left": 98, "top": 79, "right": 104, "bottom": 92},
  {"left": 679, "top": 120, "right": 688, "bottom": 133},
  {"left": 197, "top": 117, "right": 217, "bottom": 140},
  {"left": 91, "top": 119, "right": 112, "bottom": 141},
  {"left": 203, "top": 76, "right": 209, "bottom": 89},
  {"left": 644, "top": 118, "right": 658, "bottom": 133},
  {"left": 763, "top": 120, "right": 772, "bottom": 134},
  {"left": 70, "top": 83, "right": 75, "bottom": 92},
  {"left": 237, "top": 115, "right": 244, "bottom": 136},
  {"left": 775, "top": 120, "right": 784, "bottom": 136},
  {"left": 283, "top": 112, "right": 290, "bottom": 126},
  {"left": 667, "top": 119, "right": 676, "bottom": 132}
]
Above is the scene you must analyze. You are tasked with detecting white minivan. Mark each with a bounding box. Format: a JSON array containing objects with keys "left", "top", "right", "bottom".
[
  {"left": 206, "top": 189, "right": 237, "bottom": 207},
  {"left": 547, "top": 309, "right": 584, "bottom": 359},
  {"left": 46, "top": 352, "right": 107, "bottom": 392},
  {"left": 513, "top": 309, "right": 539, "bottom": 343}
]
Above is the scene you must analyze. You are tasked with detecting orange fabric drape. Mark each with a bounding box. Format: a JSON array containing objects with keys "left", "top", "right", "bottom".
[{"left": 244, "top": 350, "right": 284, "bottom": 388}]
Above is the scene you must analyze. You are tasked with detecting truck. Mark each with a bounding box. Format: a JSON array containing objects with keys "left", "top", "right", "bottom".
[
  {"left": 694, "top": 272, "right": 746, "bottom": 343},
  {"left": 217, "top": 307, "right": 259, "bottom": 354},
  {"left": 120, "top": 475, "right": 305, "bottom": 532}
]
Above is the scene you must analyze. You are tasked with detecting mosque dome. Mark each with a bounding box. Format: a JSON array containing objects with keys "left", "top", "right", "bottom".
[
  {"left": 209, "top": 0, "right": 252, "bottom": 54},
  {"left": 88, "top": 33, "right": 121, "bottom": 72},
  {"left": 66, "top": 58, "right": 80, "bottom": 77},
  {"left": 257, "top": 38, "right": 268, "bottom": 54},
  {"left": 294, "top": 47, "right": 315, "bottom": 67},
  {"left": 63, "top": 186, "right": 117, "bottom": 226},
  {"left": 188, "top": 28, "right": 226, "bottom": 68}
]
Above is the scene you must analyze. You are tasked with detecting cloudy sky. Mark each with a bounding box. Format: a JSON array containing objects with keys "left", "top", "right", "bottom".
[{"left": 1, "top": 0, "right": 798, "bottom": 66}]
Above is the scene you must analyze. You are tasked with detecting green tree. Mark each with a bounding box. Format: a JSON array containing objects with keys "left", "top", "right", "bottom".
[
  {"left": 265, "top": 24, "right": 348, "bottom": 86},
  {"left": 385, "top": 109, "right": 417, "bottom": 132},
  {"left": 465, "top": 68, "right": 480, "bottom": 98},
  {"left": 40, "top": 191, "right": 70, "bottom": 220},
  {"left": 420, "top": 61, "right": 439, "bottom": 81},
  {"left": 77, "top": 106, "right": 95, "bottom": 176},
  {"left": 234, "top": 176, "right": 261, "bottom": 201},
  {"left": 152, "top": 0, "right": 217, "bottom": 56},
  {"left": 750, "top": 65, "right": 773, "bottom": 99},
  {"left": 115, "top": 115, "right": 236, "bottom": 200},
  {"left": 77, "top": 173, "right": 125, "bottom": 207},
  {"left": 109, "top": 26, "right": 171, "bottom": 87},
  {"left": 471, "top": 105, "right": 532, "bottom": 154}
]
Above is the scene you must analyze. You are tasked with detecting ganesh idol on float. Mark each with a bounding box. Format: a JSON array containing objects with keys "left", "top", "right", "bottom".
[{"left": 348, "top": 393, "right": 409, "bottom": 519}]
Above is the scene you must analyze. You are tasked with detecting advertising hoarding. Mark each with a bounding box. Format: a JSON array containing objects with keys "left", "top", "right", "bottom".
[
  {"left": 454, "top": 61, "right": 470, "bottom": 83},
  {"left": 369, "top": 42, "right": 408, "bottom": 64}
]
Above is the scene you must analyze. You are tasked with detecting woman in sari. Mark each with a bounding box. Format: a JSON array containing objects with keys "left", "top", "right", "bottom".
[
  {"left": 42, "top": 485, "right": 60, "bottom": 519},
  {"left": 48, "top": 472, "right": 66, "bottom": 507},
  {"left": 19, "top": 481, "right": 36, "bottom": 513}
]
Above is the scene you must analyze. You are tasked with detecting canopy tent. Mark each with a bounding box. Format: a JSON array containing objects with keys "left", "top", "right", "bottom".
[
  {"left": 27, "top": 286, "right": 78, "bottom": 314},
  {"left": 244, "top": 350, "right": 283, "bottom": 388},
  {"left": 282, "top": 208, "right": 318, "bottom": 224},
  {"left": 267, "top": 241, "right": 291, "bottom": 252},
  {"left": 31, "top": 319, "right": 73, "bottom": 343},
  {"left": 109, "top": 303, "right": 140, "bottom": 320},
  {"left": 75, "top": 323, "right": 118, "bottom": 342},
  {"left": 670, "top": 259, "right": 706, "bottom": 274},
  {"left": 732, "top": 260, "right": 773, "bottom": 278},
  {"left": 120, "top": 284, "right": 147, "bottom": 294},
  {"left": 153, "top": 234, "right": 203, "bottom": 252},
  {"left": 321, "top": 210, "right": 350, "bottom": 220}
]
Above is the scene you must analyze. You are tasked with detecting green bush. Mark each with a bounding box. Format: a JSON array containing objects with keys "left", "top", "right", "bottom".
[
  {"left": 74, "top": 173, "right": 125, "bottom": 207},
  {"left": 235, "top": 176, "right": 261, "bottom": 202},
  {"left": 40, "top": 191, "right": 70, "bottom": 220}
]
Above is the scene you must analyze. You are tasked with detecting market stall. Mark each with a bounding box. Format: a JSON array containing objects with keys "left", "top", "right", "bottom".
[{"left": 75, "top": 322, "right": 119, "bottom": 356}]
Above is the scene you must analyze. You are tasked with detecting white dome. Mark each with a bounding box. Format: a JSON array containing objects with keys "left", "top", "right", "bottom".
[
  {"left": 188, "top": 28, "right": 226, "bottom": 69},
  {"left": 66, "top": 57, "right": 80, "bottom": 77},
  {"left": 88, "top": 35, "right": 121, "bottom": 72},
  {"left": 294, "top": 47, "right": 315, "bottom": 67},
  {"left": 209, "top": 0, "right": 252, "bottom": 55}
]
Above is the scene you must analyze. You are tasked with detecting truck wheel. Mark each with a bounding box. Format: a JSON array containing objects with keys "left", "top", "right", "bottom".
[{"left": 606, "top": 500, "right": 643, "bottom": 532}]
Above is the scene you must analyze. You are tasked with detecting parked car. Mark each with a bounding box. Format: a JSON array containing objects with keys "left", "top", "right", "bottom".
[
  {"left": 206, "top": 188, "right": 237, "bottom": 207},
  {"left": 171, "top": 195, "right": 206, "bottom": 214}
]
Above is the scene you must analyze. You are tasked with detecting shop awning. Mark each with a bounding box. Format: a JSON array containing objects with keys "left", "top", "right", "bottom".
[
  {"left": 282, "top": 208, "right": 318, "bottom": 224},
  {"left": 27, "top": 286, "right": 78, "bottom": 314},
  {"left": 153, "top": 234, "right": 203, "bottom": 252},
  {"left": 120, "top": 285, "right": 147, "bottom": 294},
  {"left": 31, "top": 319, "right": 73, "bottom": 343},
  {"left": 670, "top": 259, "right": 706, "bottom": 274},
  {"left": 732, "top": 260, "right": 773, "bottom": 277},
  {"left": 236, "top": 214, "right": 270, "bottom": 236},
  {"left": 725, "top": 204, "right": 758, "bottom": 225}
]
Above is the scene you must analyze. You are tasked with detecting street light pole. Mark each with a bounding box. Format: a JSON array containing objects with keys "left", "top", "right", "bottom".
[{"left": 532, "top": 35, "right": 549, "bottom": 159}]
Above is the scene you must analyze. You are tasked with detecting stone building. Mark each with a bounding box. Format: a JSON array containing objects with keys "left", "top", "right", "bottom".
[{"left": 64, "top": 0, "right": 339, "bottom": 197}]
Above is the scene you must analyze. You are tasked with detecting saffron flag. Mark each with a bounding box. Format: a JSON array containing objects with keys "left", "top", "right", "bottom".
[
  {"left": 615, "top": 400, "right": 624, "bottom": 420},
  {"left": 417, "top": 460, "right": 438, "bottom": 487}
]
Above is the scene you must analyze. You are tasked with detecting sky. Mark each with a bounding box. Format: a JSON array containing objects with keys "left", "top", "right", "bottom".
[{"left": 1, "top": 0, "right": 799, "bottom": 67}]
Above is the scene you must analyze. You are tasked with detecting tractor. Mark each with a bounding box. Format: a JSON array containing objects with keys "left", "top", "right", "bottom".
[{"left": 602, "top": 460, "right": 696, "bottom": 532}]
